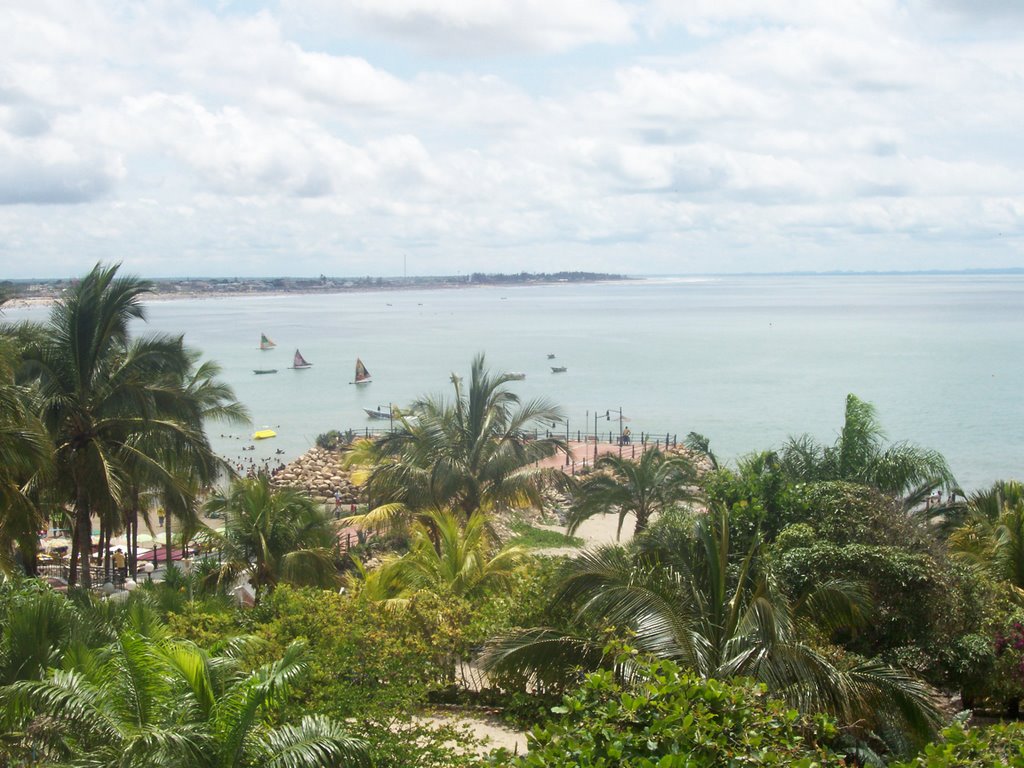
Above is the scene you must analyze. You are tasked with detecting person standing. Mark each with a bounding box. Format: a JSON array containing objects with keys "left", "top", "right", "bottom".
[{"left": 112, "top": 548, "right": 127, "bottom": 583}]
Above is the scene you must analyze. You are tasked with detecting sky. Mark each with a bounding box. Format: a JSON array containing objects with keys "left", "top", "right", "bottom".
[{"left": 1, "top": 0, "right": 1022, "bottom": 278}]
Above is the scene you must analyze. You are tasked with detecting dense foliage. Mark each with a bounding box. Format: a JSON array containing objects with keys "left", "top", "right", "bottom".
[
  {"left": 891, "top": 722, "right": 1024, "bottom": 768},
  {"left": 492, "top": 654, "right": 845, "bottom": 767},
  {"left": 3, "top": 270, "right": 1024, "bottom": 766}
]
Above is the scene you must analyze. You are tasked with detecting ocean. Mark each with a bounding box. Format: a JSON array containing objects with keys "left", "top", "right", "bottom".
[{"left": 6, "top": 275, "right": 1022, "bottom": 491}]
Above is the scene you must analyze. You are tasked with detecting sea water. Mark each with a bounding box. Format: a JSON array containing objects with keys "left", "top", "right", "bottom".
[{"left": 6, "top": 275, "right": 1022, "bottom": 491}]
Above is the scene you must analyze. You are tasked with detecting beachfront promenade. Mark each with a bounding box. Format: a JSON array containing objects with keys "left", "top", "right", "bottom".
[{"left": 537, "top": 434, "right": 677, "bottom": 473}]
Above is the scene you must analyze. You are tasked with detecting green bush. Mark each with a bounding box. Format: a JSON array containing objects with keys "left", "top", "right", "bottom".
[
  {"left": 779, "top": 481, "right": 926, "bottom": 548},
  {"left": 489, "top": 654, "right": 844, "bottom": 767},
  {"left": 892, "top": 722, "right": 1024, "bottom": 767},
  {"left": 316, "top": 429, "right": 355, "bottom": 450}
]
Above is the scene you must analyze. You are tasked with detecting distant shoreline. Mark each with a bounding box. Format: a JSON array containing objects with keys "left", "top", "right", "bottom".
[
  {"left": 2, "top": 272, "right": 631, "bottom": 309},
  {"left": 5, "top": 268, "right": 1021, "bottom": 310}
]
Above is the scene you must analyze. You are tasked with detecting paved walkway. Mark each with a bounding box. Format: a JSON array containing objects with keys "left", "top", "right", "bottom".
[{"left": 537, "top": 438, "right": 659, "bottom": 474}]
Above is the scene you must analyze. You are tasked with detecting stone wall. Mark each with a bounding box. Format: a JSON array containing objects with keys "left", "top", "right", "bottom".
[{"left": 269, "top": 447, "right": 361, "bottom": 505}]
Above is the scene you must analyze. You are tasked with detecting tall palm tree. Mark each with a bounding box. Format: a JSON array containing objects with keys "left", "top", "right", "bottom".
[
  {"left": 779, "top": 394, "right": 956, "bottom": 505},
  {"left": 345, "top": 353, "right": 568, "bottom": 531},
  {"left": 17, "top": 263, "right": 203, "bottom": 588},
  {"left": 567, "top": 447, "right": 700, "bottom": 538},
  {"left": 2, "top": 631, "right": 369, "bottom": 767},
  {"left": 949, "top": 480, "right": 1024, "bottom": 597},
  {"left": 0, "top": 336, "right": 51, "bottom": 574},
  {"left": 352, "top": 508, "right": 529, "bottom": 607},
  {"left": 481, "top": 508, "right": 941, "bottom": 742},
  {"left": 204, "top": 475, "right": 338, "bottom": 604},
  {"left": 148, "top": 353, "right": 249, "bottom": 574}
]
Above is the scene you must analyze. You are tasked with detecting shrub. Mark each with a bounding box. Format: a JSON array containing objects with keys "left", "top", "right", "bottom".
[
  {"left": 489, "top": 653, "right": 844, "bottom": 767},
  {"left": 316, "top": 429, "right": 355, "bottom": 450},
  {"left": 891, "top": 722, "right": 1024, "bottom": 767}
]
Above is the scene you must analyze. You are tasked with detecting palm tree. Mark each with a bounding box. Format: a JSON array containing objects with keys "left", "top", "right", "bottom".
[
  {"left": 481, "top": 507, "right": 941, "bottom": 742},
  {"left": 147, "top": 353, "right": 249, "bottom": 574},
  {"left": 567, "top": 447, "right": 700, "bottom": 538},
  {"left": 684, "top": 431, "right": 719, "bottom": 470},
  {"left": 204, "top": 475, "right": 338, "bottom": 604},
  {"left": 779, "top": 394, "right": 956, "bottom": 505},
  {"left": 17, "top": 263, "right": 202, "bottom": 588},
  {"left": 352, "top": 508, "right": 529, "bottom": 607},
  {"left": 0, "top": 337, "right": 51, "bottom": 575},
  {"left": 949, "top": 480, "right": 1024, "bottom": 597},
  {"left": 345, "top": 353, "right": 568, "bottom": 531},
  {"left": 2, "top": 630, "right": 369, "bottom": 767},
  {"left": 0, "top": 585, "right": 74, "bottom": 685}
]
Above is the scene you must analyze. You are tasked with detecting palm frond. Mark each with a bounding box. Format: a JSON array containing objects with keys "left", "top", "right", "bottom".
[{"left": 263, "top": 714, "right": 370, "bottom": 768}]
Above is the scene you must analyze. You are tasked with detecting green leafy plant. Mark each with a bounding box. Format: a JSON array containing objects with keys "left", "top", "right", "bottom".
[
  {"left": 891, "top": 722, "right": 1024, "bottom": 768},
  {"left": 489, "top": 652, "right": 844, "bottom": 767}
]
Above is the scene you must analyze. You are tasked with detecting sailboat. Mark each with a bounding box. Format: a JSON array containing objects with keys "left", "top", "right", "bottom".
[
  {"left": 352, "top": 358, "right": 371, "bottom": 385},
  {"left": 290, "top": 349, "right": 312, "bottom": 369},
  {"left": 260, "top": 333, "right": 277, "bottom": 350}
]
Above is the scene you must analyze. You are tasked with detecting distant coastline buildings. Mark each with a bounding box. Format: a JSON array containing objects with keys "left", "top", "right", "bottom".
[{"left": 2, "top": 271, "right": 628, "bottom": 303}]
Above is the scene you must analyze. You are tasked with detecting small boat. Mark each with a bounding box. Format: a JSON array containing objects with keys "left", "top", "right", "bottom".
[
  {"left": 551, "top": 366, "right": 567, "bottom": 373},
  {"left": 260, "top": 333, "right": 277, "bottom": 350},
  {"left": 352, "top": 357, "right": 371, "bottom": 385},
  {"left": 364, "top": 406, "right": 391, "bottom": 420},
  {"left": 290, "top": 349, "right": 312, "bottom": 369},
  {"left": 252, "top": 428, "right": 276, "bottom": 440},
  {"left": 508, "top": 372, "right": 526, "bottom": 380},
  {"left": 547, "top": 354, "right": 556, "bottom": 359},
  {"left": 253, "top": 369, "right": 278, "bottom": 375}
]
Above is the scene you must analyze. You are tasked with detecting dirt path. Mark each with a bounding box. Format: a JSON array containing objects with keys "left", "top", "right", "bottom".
[{"left": 417, "top": 711, "right": 527, "bottom": 756}]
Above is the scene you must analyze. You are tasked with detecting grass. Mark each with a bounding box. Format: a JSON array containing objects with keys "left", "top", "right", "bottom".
[{"left": 507, "top": 520, "right": 583, "bottom": 549}]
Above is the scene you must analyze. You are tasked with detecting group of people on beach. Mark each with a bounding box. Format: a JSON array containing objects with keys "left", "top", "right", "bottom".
[{"left": 231, "top": 454, "right": 287, "bottom": 478}]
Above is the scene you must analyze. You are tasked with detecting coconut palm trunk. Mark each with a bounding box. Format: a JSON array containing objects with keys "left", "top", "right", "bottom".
[{"left": 73, "top": 490, "right": 92, "bottom": 588}]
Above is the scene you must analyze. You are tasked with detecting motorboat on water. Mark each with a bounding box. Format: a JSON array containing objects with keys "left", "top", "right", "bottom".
[
  {"left": 551, "top": 366, "right": 567, "bottom": 373},
  {"left": 364, "top": 406, "right": 391, "bottom": 420},
  {"left": 508, "top": 372, "right": 526, "bottom": 380},
  {"left": 253, "top": 369, "right": 277, "bottom": 375}
]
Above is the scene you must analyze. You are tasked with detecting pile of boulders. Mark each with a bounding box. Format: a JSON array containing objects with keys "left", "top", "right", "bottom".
[{"left": 270, "top": 447, "right": 362, "bottom": 506}]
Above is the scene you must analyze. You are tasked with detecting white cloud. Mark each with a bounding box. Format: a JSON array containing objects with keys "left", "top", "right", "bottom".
[
  {"left": 285, "top": 0, "right": 635, "bottom": 54},
  {"left": 0, "top": 0, "right": 1021, "bottom": 277}
]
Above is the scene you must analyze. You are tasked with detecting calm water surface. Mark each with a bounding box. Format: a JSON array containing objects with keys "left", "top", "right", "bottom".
[{"left": 8, "top": 275, "right": 1022, "bottom": 491}]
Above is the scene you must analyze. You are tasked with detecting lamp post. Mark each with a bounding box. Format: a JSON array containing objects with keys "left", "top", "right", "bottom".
[
  {"left": 142, "top": 561, "right": 155, "bottom": 582},
  {"left": 593, "top": 407, "right": 625, "bottom": 462}
]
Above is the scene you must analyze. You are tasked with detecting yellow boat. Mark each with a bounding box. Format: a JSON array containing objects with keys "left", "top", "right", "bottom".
[{"left": 252, "top": 429, "right": 277, "bottom": 440}]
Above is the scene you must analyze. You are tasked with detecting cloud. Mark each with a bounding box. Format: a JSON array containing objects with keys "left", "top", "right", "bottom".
[
  {"left": 926, "top": 0, "right": 1024, "bottom": 19},
  {"left": 285, "top": 0, "right": 635, "bottom": 54},
  {"left": 0, "top": 149, "right": 118, "bottom": 204},
  {"left": 0, "top": 0, "right": 1021, "bottom": 276}
]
